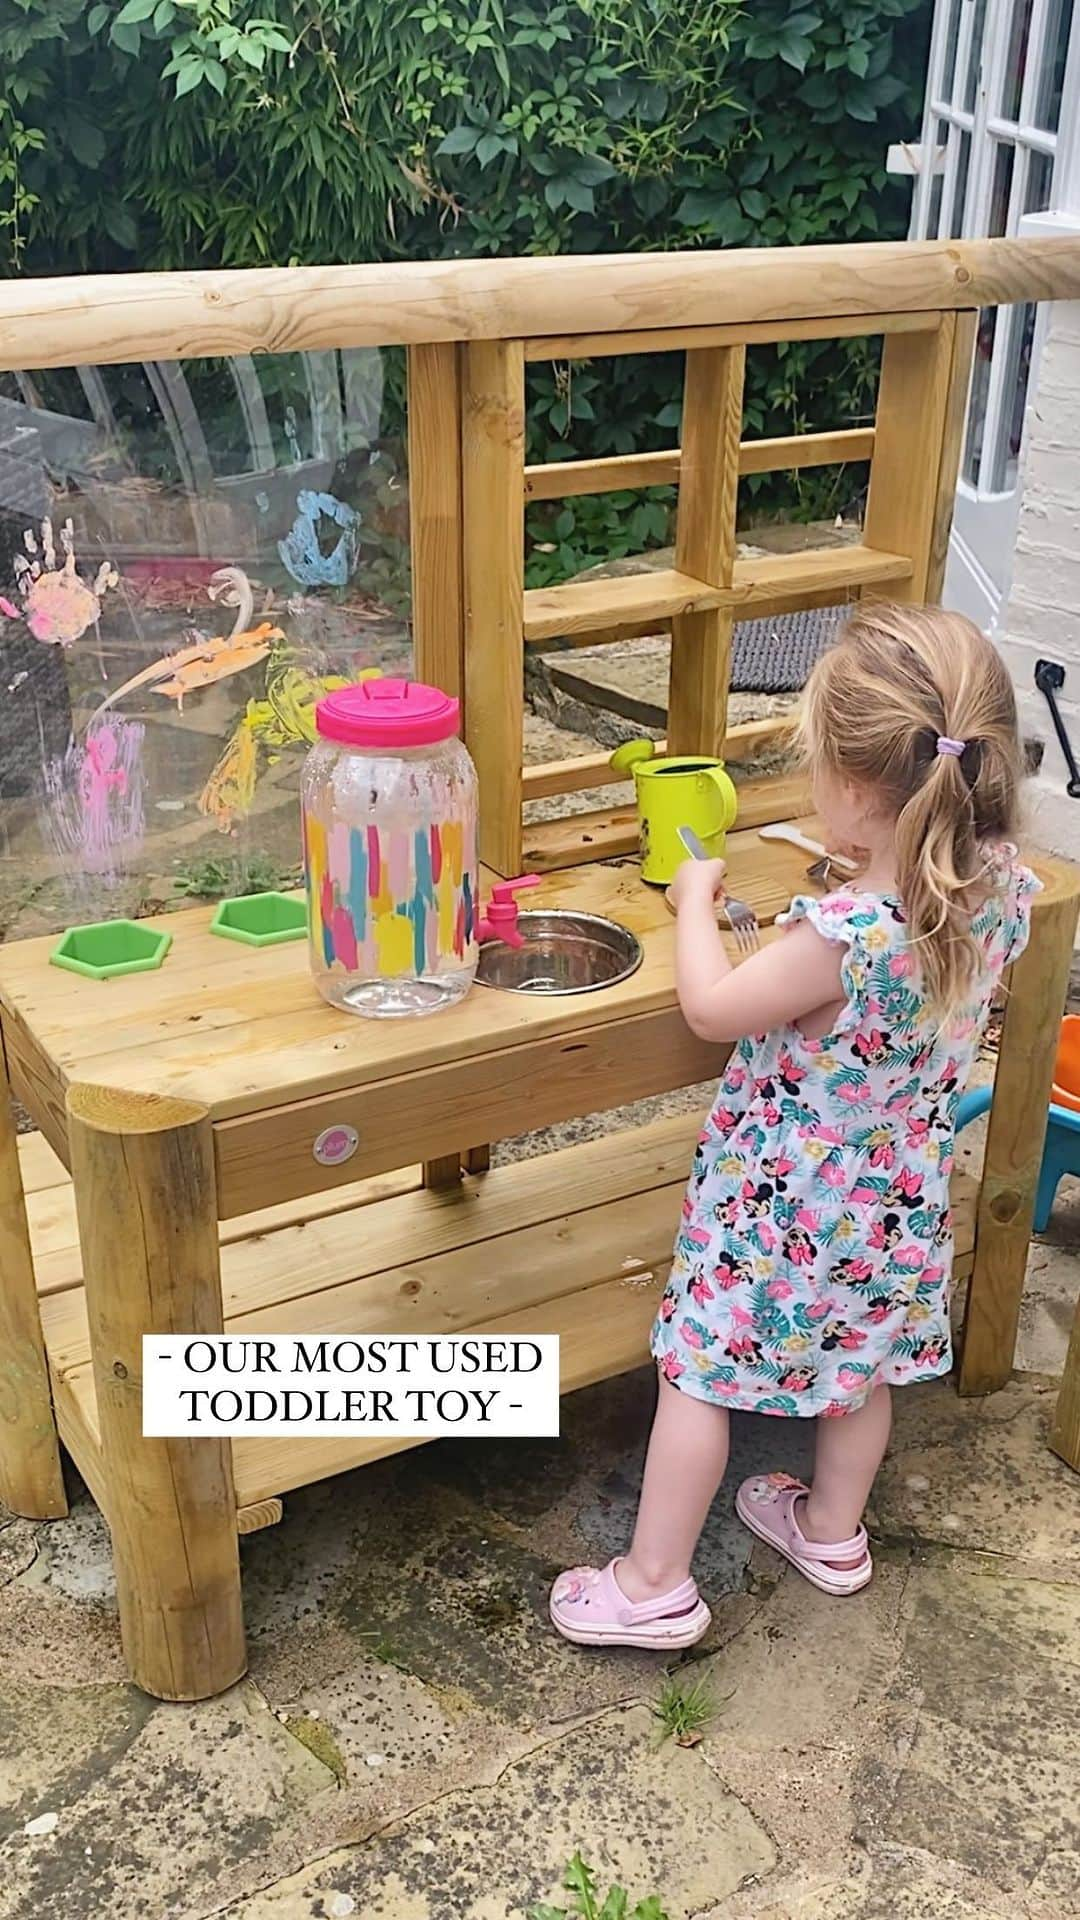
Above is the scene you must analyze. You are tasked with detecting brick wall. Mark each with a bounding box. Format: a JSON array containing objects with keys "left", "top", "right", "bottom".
[{"left": 996, "top": 300, "right": 1080, "bottom": 856}]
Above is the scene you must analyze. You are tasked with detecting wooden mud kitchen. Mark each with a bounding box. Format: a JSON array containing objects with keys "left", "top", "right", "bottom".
[{"left": 1, "top": 238, "right": 1079, "bottom": 1699}]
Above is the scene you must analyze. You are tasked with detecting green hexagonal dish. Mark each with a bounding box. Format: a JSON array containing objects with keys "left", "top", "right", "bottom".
[
  {"left": 50, "top": 919, "right": 173, "bottom": 981},
  {"left": 210, "top": 891, "right": 308, "bottom": 948}
]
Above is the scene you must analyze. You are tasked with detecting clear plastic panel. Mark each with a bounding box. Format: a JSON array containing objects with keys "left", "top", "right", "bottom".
[{"left": 0, "top": 348, "right": 410, "bottom": 944}]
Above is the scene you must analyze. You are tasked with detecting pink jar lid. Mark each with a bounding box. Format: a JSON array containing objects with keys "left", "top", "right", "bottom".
[{"left": 315, "top": 678, "right": 460, "bottom": 748}]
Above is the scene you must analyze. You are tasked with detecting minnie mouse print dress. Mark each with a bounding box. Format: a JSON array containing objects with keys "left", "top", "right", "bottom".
[{"left": 650, "top": 855, "right": 1038, "bottom": 1417}]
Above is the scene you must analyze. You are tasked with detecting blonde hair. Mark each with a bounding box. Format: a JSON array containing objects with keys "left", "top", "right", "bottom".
[{"left": 799, "top": 603, "right": 1023, "bottom": 1019}]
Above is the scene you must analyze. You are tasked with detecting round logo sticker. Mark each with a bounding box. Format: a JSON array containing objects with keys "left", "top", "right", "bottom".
[{"left": 313, "top": 1124, "right": 359, "bottom": 1167}]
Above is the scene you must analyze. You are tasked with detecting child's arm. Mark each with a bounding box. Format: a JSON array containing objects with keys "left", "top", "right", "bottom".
[{"left": 670, "top": 858, "right": 845, "bottom": 1043}]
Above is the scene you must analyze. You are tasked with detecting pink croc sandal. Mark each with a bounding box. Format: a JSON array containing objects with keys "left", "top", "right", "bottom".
[
  {"left": 550, "top": 1560, "right": 711, "bottom": 1649},
  {"left": 735, "top": 1473, "right": 873, "bottom": 1597}
]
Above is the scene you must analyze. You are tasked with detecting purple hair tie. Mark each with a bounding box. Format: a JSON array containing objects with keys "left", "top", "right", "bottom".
[{"left": 936, "top": 736, "right": 966, "bottom": 758}]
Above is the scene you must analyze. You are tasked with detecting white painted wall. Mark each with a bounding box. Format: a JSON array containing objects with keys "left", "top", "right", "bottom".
[{"left": 995, "top": 297, "right": 1080, "bottom": 857}]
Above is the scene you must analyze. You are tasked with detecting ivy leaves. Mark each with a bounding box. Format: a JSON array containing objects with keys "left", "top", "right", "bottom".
[
  {"left": 98, "top": 0, "right": 292, "bottom": 95},
  {"left": 2, "top": 0, "right": 927, "bottom": 557}
]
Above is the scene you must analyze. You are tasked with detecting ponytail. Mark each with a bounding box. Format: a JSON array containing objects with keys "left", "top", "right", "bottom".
[
  {"left": 895, "top": 742, "right": 981, "bottom": 1016},
  {"left": 801, "top": 605, "right": 1023, "bottom": 1021}
]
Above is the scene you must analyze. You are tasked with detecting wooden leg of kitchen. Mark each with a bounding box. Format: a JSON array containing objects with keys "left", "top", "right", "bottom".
[
  {"left": 67, "top": 1084, "right": 246, "bottom": 1700},
  {"left": 0, "top": 1035, "right": 66, "bottom": 1519},
  {"left": 960, "top": 863, "right": 1080, "bottom": 1394}
]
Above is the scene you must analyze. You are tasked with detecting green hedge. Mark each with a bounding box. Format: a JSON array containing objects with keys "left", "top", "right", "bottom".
[{"left": 2, "top": 0, "right": 930, "bottom": 574}]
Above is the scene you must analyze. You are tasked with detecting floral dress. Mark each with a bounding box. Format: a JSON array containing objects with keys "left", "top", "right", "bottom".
[{"left": 650, "top": 850, "right": 1038, "bottom": 1417}]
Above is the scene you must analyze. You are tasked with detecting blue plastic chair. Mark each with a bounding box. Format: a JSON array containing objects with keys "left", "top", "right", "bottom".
[{"left": 955, "top": 1084, "right": 1080, "bottom": 1234}]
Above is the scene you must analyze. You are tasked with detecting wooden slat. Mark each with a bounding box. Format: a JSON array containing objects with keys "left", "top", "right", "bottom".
[
  {"left": 521, "top": 717, "right": 793, "bottom": 805},
  {"left": 960, "top": 857, "right": 1080, "bottom": 1394},
  {"left": 5, "top": 240, "right": 1079, "bottom": 371},
  {"left": 524, "top": 569, "right": 724, "bottom": 645},
  {"left": 526, "top": 450, "right": 681, "bottom": 500},
  {"left": 524, "top": 309, "right": 947, "bottom": 361},
  {"left": 15, "top": 1129, "right": 68, "bottom": 1195},
  {"left": 523, "top": 429, "right": 876, "bottom": 501},
  {"left": 524, "top": 582, "right": 859, "bottom": 654},
  {"left": 523, "top": 548, "right": 912, "bottom": 646},
  {"left": 863, "top": 312, "right": 968, "bottom": 602},
  {"left": 523, "top": 806, "right": 640, "bottom": 870},
  {"left": 667, "top": 345, "right": 745, "bottom": 757},
  {"left": 210, "top": 1005, "right": 720, "bottom": 1219},
  {"left": 927, "top": 310, "right": 978, "bottom": 602},
  {"left": 738, "top": 427, "right": 875, "bottom": 477},
  {"left": 24, "top": 1159, "right": 423, "bottom": 1293},
  {"left": 407, "top": 342, "right": 465, "bottom": 703},
  {"left": 732, "top": 771, "right": 815, "bottom": 831},
  {"left": 50, "top": 1154, "right": 981, "bottom": 1507},
  {"left": 39, "top": 1112, "right": 704, "bottom": 1376},
  {"left": 523, "top": 777, "right": 813, "bottom": 874},
  {"left": 462, "top": 339, "right": 526, "bottom": 876},
  {"left": 237, "top": 1498, "right": 283, "bottom": 1534}
]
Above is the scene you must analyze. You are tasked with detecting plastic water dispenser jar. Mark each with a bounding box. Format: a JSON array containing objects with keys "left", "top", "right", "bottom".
[{"left": 302, "top": 679, "right": 479, "bottom": 1017}]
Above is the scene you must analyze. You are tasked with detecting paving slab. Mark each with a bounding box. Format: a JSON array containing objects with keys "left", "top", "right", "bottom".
[
  {"left": 733, "top": 1840, "right": 1059, "bottom": 1918},
  {"left": 222, "top": 1704, "right": 777, "bottom": 1920},
  {"left": 853, "top": 1552, "right": 1080, "bottom": 1902},
  {"left": 873, "top": 1376, "right": 1080, "bottom": 1575},
  {"left": 0, "top": 1679, "right": 333, "bottom": 1920}
]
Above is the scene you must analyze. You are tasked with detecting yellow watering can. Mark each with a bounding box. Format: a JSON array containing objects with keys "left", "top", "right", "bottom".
[{"left": 610, "top": 740, "right": 738, "bottom": 886}]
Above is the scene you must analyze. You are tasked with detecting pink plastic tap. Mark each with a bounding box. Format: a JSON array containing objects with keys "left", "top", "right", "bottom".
[{"left": 477, "top": 874, "right": 541, "bottom": 948}]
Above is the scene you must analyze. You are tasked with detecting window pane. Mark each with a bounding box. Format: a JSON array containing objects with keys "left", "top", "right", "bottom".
[
  {"left": 1025, "top": 147, "right": 1055, "bottom": 212},
  {"left": 942, "top": 0, "right": 965, "bottom": 101},
  {"left": 1034, "top": 0, "right": 1075, "bottom": 130},
  {"left": 949, "top": 129, "right": 973, "bottom": 235},
  {"left": 1000, "top": 0, "right": 1034, "bottom": 121},
  {"left": 963, "top": 308, "right": 998, "bottom": 486},
  {"left": 990, "top": 302, "right": 1037, "bottom": 492},
  {"left": 988, "top": 141, "right": 1015, "bottom": 235},
  {"left": 961, "top": 0, "right": 989, "bottom": 109},
  {"left": 927, "top": 118, "right": 950, "bottom": 234}
]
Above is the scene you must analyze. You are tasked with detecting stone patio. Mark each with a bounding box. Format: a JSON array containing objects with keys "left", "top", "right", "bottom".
[{"left": 0, "top": 1162, "right": 1077, "bottom": 1920}]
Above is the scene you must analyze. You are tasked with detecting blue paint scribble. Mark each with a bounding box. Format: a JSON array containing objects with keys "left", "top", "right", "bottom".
[{"left": 278, "top": 490, "right": 359, "bottom": 588}]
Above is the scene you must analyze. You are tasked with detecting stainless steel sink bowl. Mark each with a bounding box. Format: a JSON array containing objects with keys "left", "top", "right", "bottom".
[{"left": 475, "top": 910, "right": 643, "bottom": 995}]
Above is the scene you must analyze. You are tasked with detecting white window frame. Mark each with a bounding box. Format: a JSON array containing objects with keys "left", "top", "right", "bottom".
[{"left": 911, "top": 0, "right": 1079, "bottom": 500}]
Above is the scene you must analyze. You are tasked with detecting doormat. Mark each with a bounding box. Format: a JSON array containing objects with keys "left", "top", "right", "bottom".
[{"left": 731, "top": 602, "right": 848, "bottom": 694}]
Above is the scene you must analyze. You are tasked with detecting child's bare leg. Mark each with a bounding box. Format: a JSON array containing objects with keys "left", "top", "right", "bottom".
[
  {"left": 802, "top": 1384, "right": 892, "bottom": 1567},
  {"left": 618, "top": 1372, "right": 730, "bottom": 1603}
]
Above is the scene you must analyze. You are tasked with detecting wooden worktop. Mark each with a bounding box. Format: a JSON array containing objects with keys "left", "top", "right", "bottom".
[{"left": 0, "top": 821, "right": 815, "bottom": 1128}]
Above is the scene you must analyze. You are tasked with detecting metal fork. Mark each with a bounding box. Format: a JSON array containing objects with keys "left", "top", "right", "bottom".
[{"left": 677, "top": 827, "right": 761, "bottom": 955}]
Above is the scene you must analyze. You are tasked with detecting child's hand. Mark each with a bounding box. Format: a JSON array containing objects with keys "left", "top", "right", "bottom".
[{"left": 667, "top": 857, "right": 727, "bottom": 913}]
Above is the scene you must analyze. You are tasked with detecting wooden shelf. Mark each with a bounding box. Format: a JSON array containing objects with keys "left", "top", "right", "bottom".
[
  {"left": 524, "top": 568, "right": 725, "bottom": 644},
  {"left": 524, "top": 546, "right": 914, "bottom": 648},
  {"left": 25, "top": 1116, "right": 979, "bottom": 1508}
]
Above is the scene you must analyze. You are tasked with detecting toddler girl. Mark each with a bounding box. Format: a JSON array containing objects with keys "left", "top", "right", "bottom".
[{"left": 550, "top": 604, "right": 1036, "bottom": 1648}]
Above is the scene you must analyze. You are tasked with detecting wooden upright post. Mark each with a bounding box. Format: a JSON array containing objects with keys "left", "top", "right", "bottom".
[
  {"left": 667, "top": 346, "right": 745, "bottom": 758},
  {"left": 863, "top": 310, "right": 977, "bottom": 604},
  {"left": 67, "top": 1084, "right": 245, "bottom": 1700},
  {"left": 407, "top": 343, "right": 465, "bottom": 707},
  {"left": 0, "top": 1035, "right": 66, "bottom": 1519},
  {"left": 462, "top": 339, "right": 526, "bottom": 877},
  {"left": 408, "top": 344, "right": 475, "bottom": 1188},
  {"left": 959, "top": 859, "right": 1080, "bottom": 1395}
]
